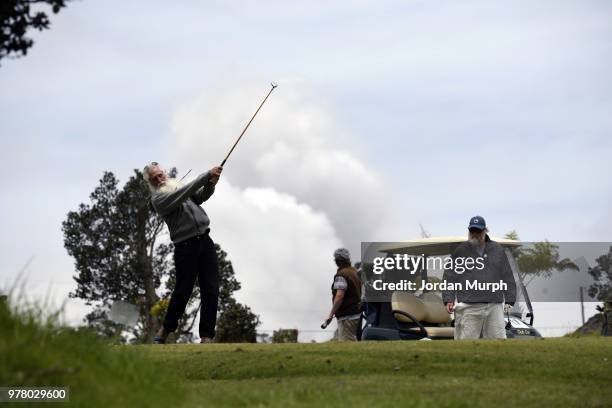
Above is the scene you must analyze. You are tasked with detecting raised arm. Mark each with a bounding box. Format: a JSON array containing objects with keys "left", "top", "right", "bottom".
[
  {"left": 151, "top": 172, "right": 211, "bottom": 215},
  {"left": 192, "top": 183, "right": 215, "bottom": 205}
]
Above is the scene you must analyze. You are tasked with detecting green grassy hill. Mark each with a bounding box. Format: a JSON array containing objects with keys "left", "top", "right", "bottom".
[{"left": 2, "top": 298, "right": 611, "bottom": 407}]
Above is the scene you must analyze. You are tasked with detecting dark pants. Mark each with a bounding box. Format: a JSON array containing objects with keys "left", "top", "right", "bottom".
[{"left": 163, "top": 233, "right": 219, "bottom": 339}]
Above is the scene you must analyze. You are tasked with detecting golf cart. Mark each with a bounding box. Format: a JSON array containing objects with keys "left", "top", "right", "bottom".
[{"left": 360, "top": 237, "right": 542, "bottom": 340}]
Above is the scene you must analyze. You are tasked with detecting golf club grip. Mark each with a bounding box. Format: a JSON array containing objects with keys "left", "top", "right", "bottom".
[
  {"left": 505, "top": 310, "right": 512, "bottom": 330},
  {"left": 321, "top": 318, "right": 333, "bottom": 329}
]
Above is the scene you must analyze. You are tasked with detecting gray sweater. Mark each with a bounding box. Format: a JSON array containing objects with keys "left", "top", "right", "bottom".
[
  {"left": 151, "top": 172, "right": 215, "bottom": 244},
  {"left": 442, "top": 238, "right": 517, "bottom": 305}
]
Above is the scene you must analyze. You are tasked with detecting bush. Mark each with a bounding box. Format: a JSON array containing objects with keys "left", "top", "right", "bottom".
[
  {"left": 272, "top": 329, "right": 298, "bottom": 343},
  {"left": 215, "top": 300, "right": 260, "bottom": 343}
]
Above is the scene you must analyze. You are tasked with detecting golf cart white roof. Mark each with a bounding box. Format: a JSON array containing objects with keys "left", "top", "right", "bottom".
[{"left": 378, "top": 236, "right": 522, "bottom": 256}]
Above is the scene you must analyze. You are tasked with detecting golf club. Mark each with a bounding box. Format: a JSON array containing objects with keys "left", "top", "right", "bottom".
[
  {"left": 178, "top": 168, "right": 192, "bottom": 182},
  {"left": 220, "top": 81, "right": 278, "bottom": 167},
  {"left": 505, "top": 307, "right": 512, "bottom": 330},
  {"left": 178, "top": 82, "right": 278, "bottom": 182},
  {"left": 321, "top": 317, "right": 333, "bottom": 329}
]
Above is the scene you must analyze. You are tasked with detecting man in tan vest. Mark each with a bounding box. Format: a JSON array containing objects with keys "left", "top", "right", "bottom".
[{"left": 326, "top": 248, "right": 362, "bottom": 341}]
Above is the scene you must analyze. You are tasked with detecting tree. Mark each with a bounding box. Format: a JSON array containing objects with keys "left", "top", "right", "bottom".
[
  {"left": 504, "top": 230, "right": 519, "bottom": 241},
  {"left": 210, "top": 244, "right": 260, "bottom": 342},
  {"left": 588, "top": 246, "right": 612, "bottom": 302},
  {"left": 1, "top": 0, "right": 70, "bottom": 63},
  {"left": 588, "top": 246, "right": 612, "bottom": 336},
  {"left": 503, "top": 231, "right": 578, "bottom": 286},
  {"left": 216, "top": 244, "right": 242, "bottom": 312},
  {"left": 272, "top": 329, "right": 298, "bottom": 343},
  {"left": 62, "top": 170, "right": 173, "bottom": 343},
  {"left": 215, "top": 300, "right": 260, "bottom": 343},
  {"left": 63, "top": 169, "right": 259, "bottom": 343}
]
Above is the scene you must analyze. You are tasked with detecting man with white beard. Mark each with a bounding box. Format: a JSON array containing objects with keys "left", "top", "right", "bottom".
[
  {"left": 442, "top": 216, "right": 516, "bottom": 339},
  {"left": 142, "top": 162, "right": 223, "bottom": 344}
]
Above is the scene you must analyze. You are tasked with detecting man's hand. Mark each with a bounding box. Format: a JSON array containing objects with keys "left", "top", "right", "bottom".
[
  {"left": 445, "top": 301, "right": 455, "bottom": 314},
  {"left": 321, "top": 314, "right": 334, "bottom": 329},
  {"left": 209, "top": 166, "right": 223, "bottom": 185}
]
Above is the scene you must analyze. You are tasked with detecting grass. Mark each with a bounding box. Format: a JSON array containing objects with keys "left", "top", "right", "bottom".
[
  {"left": 0, "top": 297, "right": 185, "bottom": 407},
  {"left": 1, "top": 296, "right": 610, "bottom": 407},
  {"left": 139, "top": 339, "right": 611, "bottom": 407}
]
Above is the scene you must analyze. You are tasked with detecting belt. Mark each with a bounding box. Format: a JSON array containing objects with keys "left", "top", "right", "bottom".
[
  {"left": 176, "top": 229, "right": 210, "bottom": 246},
  {"left": 191, "top": 228, "right": 210, "bottom": 239}
]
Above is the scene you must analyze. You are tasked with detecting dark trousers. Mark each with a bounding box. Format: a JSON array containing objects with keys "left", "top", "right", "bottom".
[{"left": 163, "top": 233, "right": 219, "bottom": 339}]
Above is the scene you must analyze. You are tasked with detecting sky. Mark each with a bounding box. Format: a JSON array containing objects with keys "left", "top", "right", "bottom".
[{"left": 1, "top": 0, "right": 611, "bottom": 340}]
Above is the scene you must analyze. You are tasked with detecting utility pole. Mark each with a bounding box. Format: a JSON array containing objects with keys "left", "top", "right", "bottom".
[
  {"left": 579, "top": 286, "right": 585, "bottom": 325},
  {"left": 419, "top": 223, "right": 431, "bottom": 238}
]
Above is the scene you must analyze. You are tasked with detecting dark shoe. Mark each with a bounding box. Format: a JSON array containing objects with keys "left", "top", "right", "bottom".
[
  {"left": 153, "top": 336, "right": 166, "bottom": 344},
  {"left": 199, "top": 337, "right": 213, "bottom": 344}
]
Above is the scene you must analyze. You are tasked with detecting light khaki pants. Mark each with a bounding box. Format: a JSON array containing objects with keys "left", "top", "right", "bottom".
[
  {"left": 337, "top": 318, "right": 359, "bottom": 341},
  {"left": 454, "top": 302, "right": 506, "bottom": 340}
]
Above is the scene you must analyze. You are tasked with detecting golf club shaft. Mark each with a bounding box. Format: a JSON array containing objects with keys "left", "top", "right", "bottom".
[
  {"left": 220, "top": 83, "right": 277, "bottom": 167},
  {"left": 179, "top": 169, "right": 192, "bottom": 182}
]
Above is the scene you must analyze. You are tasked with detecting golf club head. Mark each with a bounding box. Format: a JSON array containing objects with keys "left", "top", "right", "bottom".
[{"left": 270, "top": 81, "right": 278, "bottom": 89}]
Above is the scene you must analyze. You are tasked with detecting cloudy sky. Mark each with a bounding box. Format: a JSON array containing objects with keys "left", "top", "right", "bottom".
[{"left": 1, "top": 0, "right": 610, "bottom": 340}]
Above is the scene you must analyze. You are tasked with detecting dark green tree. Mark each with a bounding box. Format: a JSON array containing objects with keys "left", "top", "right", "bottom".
[
  {"left": 272, "top": 329, "right": 298, "bottom": 343},
  {"left": 207, "top": 244, "right": 260, "bottom": 343},
  {"left": 588, "top": 246, "right": 612, "bottom": 302},
  {"left": 62, "top": 170, "right": 173, "bottom": 343},
  {"left": 588, "top": 246, "right": 612, "bottom": 336},
  {"left": 1, "top": 0, "right": 70, "bottom": 62},
  {"left": 504, "top": 231, "right": 578, "bottom": 286},
  {"left": 215, "top": 300, "right": 260, "bottom": 343}
]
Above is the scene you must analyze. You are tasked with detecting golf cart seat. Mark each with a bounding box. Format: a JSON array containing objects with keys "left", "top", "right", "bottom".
[{"left": 391, "top": 291, "right": 454, "bottom": 339}]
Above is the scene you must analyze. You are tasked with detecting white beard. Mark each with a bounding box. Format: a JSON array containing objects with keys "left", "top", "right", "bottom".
[
  {"left": 469, "top": 235, "right": 485, "bottom": 247},
  {"left": 158, "top": 178, "right": 183, "bottom": 193}
]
